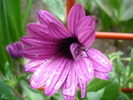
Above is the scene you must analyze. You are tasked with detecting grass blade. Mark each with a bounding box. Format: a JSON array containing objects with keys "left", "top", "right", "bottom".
[{"left": 22, "top": 0, "right": 34, "bottom": 34}]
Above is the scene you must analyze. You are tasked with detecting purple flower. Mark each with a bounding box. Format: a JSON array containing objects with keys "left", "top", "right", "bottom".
[
  {"left": 20, "top": 4, "right": 112, "bottom": 100},
  {"left": 6, "top": 41, "right": 24, "bottom": 59}
]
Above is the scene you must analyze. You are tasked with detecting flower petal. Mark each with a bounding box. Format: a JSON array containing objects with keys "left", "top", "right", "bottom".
[
  {"left": 75, "top": 16, "right": 95, "bottom": 32},
  {"left": 68, "top": 4, "right": 85, "bottom": 34},
  {"left": 70, "top": 43, "right": 94, "bottom": 81},
  {"left": 78, "top": 78, "right": 87, "bottom": 98},
  {"left": 48, "top": 22, "right": 72, "bottom": 39},
  {"left": 20, "top": 46, "right": 58, "bottom": 59},
  {"left": 61, "top": 67, "right": 77, "bottom": 100},
  {"left": 30, "top": 57, "right": 70, "bottom": 96},
  {"left": 70, "top": 43, "right": 81, "bottom": 60},
  {"left": 94, "top": 70, "right": 109, "bottom": 80},
  {"left": 73, "top": 58, "right": 94, "bottom": 81},
  {"left": 27, "top": 23, "right": 51, "bottom": 38},
  {"left": 87, "top": 48, "right": 112, "bottom": 72},
  {"left": 25, "top": 59, "right": 46, "bottom": 73},
  {"left": 21, "top": 36, "right": 60, "bottom": 47},
  {"left": 75, "top": 27, "right": 95, "bottom": 47},
  {"left": 30, "top": 58, "right": 55, "bottom": 89},
  {"left": 6, "top": 42, "right": 23, "bottom": 59},
  {"left": 37, "top": 10, "right": 64, "bottom": 27},
  {"left": 44, "top": 58, "right": 71, "bottom": 96}
]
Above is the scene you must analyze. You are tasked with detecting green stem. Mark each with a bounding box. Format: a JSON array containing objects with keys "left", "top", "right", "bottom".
[{"left": 11, "top": 87, "right": 24, "bottom": 100}]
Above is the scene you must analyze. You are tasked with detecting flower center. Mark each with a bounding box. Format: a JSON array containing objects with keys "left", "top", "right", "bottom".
[{"left": 58, "top": 37, "right": 79, "bottom": 59}]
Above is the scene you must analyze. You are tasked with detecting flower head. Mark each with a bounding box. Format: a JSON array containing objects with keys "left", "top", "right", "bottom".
[
  {"left": 20, "top": 4, "right": 112, "bottom": 100},
  {"left": 6, "top": 41, "right": 24, "bottom": 59}
]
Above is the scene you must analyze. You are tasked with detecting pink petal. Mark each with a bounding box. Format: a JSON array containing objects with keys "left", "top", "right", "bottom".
[
  {"left": 48, "top": 22, "right": 72, "bottom": 39},
  {"left": 75, "top": 27, "right": 95, "bottom": 47},
  {"left": 27, "top": 23, "right": 51, "bottom": 38},
  {"left": 73, "top": 58, "right": 94, "bottom": 81},
  {"left": 21, "top": 36, "right": 60, "bottom": 47},
  {"left": 94, "top": 70, "right": 109, "bottom": 80},
  {"left": 61, "top": 67, "right": 77, "bottom": 100},
  {"left": 70, "top": 43, "right": 81, "bottom": 60},
  {"left": 75, "top": 16, "right": 95, "bottom": 32},
  {"left": 37, "top": 10, "right": 64, "bottom": 27},
  {"left": 78, "top": 78, "right": 87, "bottom": 98},
  {"left": 30, "top": 57, "right": 69, "bottom": 93},
  {"left": 70, "top": 43, "right": 94, "bottom": 81},
  {"left": 68, "top": 4, "right": 85, "bottom": 34},
  {"left": 30, "top": 58, "right": 55, "bottom": 89},
  {"left": 87, "top": 48, "right": 112, "bottom": 72},
  {"left": 20, "top": 46, "right": 58, "bottom": 59},
  {"left": 63, "top": 95, "right": 75, "bottom": 100},
  {"left": 44, "top": 58, "right": 71, "bottom": 96},
  {"left": 25, "top": 59, "right": 47, "bottom": 73}
]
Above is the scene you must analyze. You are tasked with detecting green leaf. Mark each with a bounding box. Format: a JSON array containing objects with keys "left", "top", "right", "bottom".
[
  {"left": 87, "top": 78, "right": 113, "bottom": 92},
  {"left": 0, "top": 75, "right": 13, "bottom": 100},
  {"left": 108, "top": 52, "right": 123, "bottom": 62},
  {"left": 1, "top": 94, "right": 20, "bottom": 100},
  {"left": 87, "top": 89, "right": 104, "bottom": 100},
  {"left": 5, "top": 62, "right": 14, "bottom": 81},
  {"left": 4, "top": 62, "right": 16, "bottom": 88},
  {"left": 22, "top": 0, "right": 34, "bottom": 34},
  {"left": 94, "top": 0, "right": 113, "bottom": 18},
  {"left": 129, "top": 49, "right": 133, "bottom": 77},
  {"left": 116, "top": 57, "right": 127, "bottom": 85},
  {"left": 17, "top": 74, "right": 25, "bottom": 83},
  {"left": 42, "top": 0, "right": 66, "bottom": 23},
  {"left": 120, "top": 0, "right": 133, "bottom": 21},
  {"left": 119, "top": 92, "right": 130, "bottom": 100},
  {"left": 20, "top": 80, "right": 49, "bottom": 100},
  {"left": 101, "top": 82, "right": 119, "bottom": 100},
  {"left": 0, "top": 0, "right": 11, "bottom": 45},
  {"left": 5, "top": 0, "right": 20, "bottom": 41}
]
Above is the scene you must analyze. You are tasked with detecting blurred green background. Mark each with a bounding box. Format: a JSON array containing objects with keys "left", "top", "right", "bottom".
[{"left": 0, "top": 0, "right": 133, "bottom": 100}]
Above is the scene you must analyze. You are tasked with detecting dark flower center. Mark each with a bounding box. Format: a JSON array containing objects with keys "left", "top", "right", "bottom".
[{"left": 58, "top": 37, "right": 79, "bottom": 59}]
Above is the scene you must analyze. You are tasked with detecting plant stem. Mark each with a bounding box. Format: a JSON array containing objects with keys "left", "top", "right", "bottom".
[{"left": 11, "top": 87, "right": 24, "bottom": 100}]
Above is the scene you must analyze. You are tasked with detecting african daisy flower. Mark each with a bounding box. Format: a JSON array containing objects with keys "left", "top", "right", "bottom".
[
  {"left": 6, "top": 41, "right": 24, "bottom": 59},
  {"left": 20, "top": 4, "right": 112, "bottom": 100}
]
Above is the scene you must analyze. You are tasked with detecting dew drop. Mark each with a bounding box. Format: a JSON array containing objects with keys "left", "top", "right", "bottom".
[
  {"left": 76, "top": 51, "right": 78, "bottom": 54},
  {"left": 83, "top": 71, "right": 86, "bottom": 73},
  {"left": 98, "top": 56, "right": 101, "bottom": 59},
  {"left": 101, "top": 59, "right": 105, "bottom": 62},
  {"left": 104, "top": 62, "right": 108, "bottom": 64},
  {"left": 88, "top": 67, "right": 92, "bottom": 73}
]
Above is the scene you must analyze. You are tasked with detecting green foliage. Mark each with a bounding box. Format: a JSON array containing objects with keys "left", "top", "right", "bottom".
[
  {"left": 20, "top": 80, "right": 49, "bottom": 100},
  {"left": 0, "top": 75, "right": 13, "bottom": 100},
  {"left": 79, "top": 0, "right": 133, "bottom": 32},
  {"left": 42, "top": 0, "right": 66, "bottom": 23},
  {"left": 101, "top": 81, "right": 119, "bottom": 100},
  {"left": 87, "top": 78, "right": 113, "bottom": 92},
  {"left": 0, "top": 0, "right": 33, "bottom": 74}
]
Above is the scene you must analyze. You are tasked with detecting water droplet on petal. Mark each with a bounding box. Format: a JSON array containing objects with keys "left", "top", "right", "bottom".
[
  {"left": 83, "top": 71, "right": 86, "bottom": 73},
  {"left": 88, "top": 67, "right": 92, "bottom": 73},
  {"left": 98, "top": 56, "right": 101, "bottom": 59},
  {"left": 101, "top": 59, "right": 105, "bottom": 62},
  {"left": 105, "top": 62, "right": 108, "bottom": 64}
]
